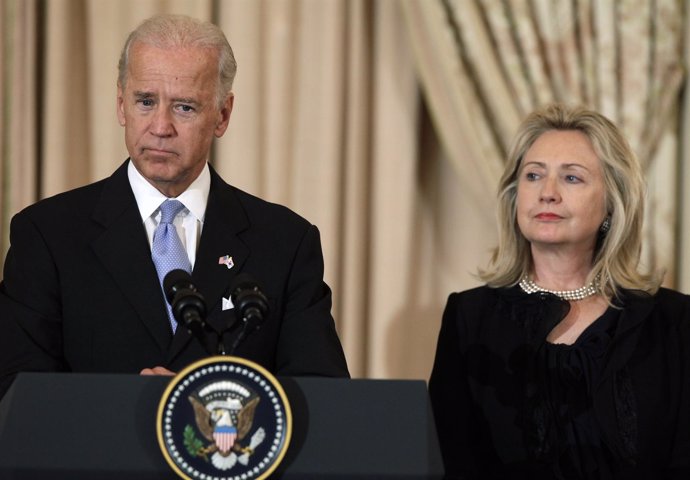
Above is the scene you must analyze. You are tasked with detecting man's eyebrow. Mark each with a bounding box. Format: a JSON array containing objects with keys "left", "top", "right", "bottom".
[
  {"left": 171, "top": 97, "right": 200, "bottom": 105},
  {"left": 131, "top": 92, "right": 200, "bottom": 105},
  {"left": 133, "top": 91, "right": 155, "bottom": 99}
]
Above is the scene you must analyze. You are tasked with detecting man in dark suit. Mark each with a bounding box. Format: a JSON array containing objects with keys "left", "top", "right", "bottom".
[{"left": 0, "top": 14, "right": 348, "bottom": 399}]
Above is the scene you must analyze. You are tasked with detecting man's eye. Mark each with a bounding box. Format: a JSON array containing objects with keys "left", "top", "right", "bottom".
[
  {"left": 138, "top": 99, "right": 154, "bottom": 107},
  {"left": 178, "top": 105, "right": 194, "bottom": 113}
]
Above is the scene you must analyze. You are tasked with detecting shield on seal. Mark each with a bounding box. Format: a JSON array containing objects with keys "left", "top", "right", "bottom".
[{"left": 213, "top": 425, "right": 238, "bottom": 453}]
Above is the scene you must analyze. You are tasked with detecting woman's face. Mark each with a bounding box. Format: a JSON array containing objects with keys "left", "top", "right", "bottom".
[{"left": 516, "top": 129, "right": 607, "bottom": 255}]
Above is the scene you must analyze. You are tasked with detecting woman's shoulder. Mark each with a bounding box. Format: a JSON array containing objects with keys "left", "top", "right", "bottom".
[
  {"left": 622, "top": 286, "right": 690, "bottom": 309},
  {"left": 620, "top": 287, "right": 690, "bottom": 333},
  {"left": 652, "top": 287, "right": 690, "bottom": 320},
  {"left": 654, "top": 286, "right": 690, "bottom": 301},
  {"left": 444, "top": 285, "right": 516, "bottom": 321},
  {"left": 447, "top": 284, "right": 501, "bottom": 303}
]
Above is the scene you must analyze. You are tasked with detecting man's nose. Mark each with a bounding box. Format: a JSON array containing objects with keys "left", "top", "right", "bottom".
[{"left": 149, "top": 108, "right": 175, "bottom": 137}]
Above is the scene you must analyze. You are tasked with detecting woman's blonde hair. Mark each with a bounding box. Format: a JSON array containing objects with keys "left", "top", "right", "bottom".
[{"left": 479, "top": 103, "right": 661, "bottom": 297}]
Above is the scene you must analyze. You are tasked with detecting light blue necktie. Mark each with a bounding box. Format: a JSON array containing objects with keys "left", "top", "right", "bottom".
[{"left": 151, "top": 199, "right": 192, "bottom": 332}]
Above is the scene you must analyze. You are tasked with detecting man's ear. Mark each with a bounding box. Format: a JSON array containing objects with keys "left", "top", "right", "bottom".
[
  {"left": 214, "top": 93, "right": 234, "bottom": 137},
  {"left": 116, "top": 83, "right": 126, "bottom": 127}
]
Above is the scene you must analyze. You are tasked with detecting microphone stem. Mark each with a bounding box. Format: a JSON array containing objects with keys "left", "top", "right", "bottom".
[
  {"left": 183, "top": 311, "right": 215, "bottom": 356},
  {"left": 228, "top": 322, "right": 249, "bottom": 356}
]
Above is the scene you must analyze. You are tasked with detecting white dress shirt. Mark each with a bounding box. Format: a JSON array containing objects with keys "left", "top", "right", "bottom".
[{"left": 127, "top": 160, "right": 210, "bottom": 269}]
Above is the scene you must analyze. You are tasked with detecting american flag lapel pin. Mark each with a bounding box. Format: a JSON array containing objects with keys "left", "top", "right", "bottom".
[{"left": 218, "top": 255, "right": 234, "bottom": 270}]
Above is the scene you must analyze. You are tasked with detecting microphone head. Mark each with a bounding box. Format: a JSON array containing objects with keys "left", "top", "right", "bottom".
[
  {"left": 164, "top": 269, "right": 195, "bottom": 304},
  {"left": 163, "top": 269, "right": 207, "bottom": 326},
  {"left": 229, "top": 273, "right": 265, "bottom": 301},
  {"left": 229, "top": 273, "right": 269, "bottom": 324}
]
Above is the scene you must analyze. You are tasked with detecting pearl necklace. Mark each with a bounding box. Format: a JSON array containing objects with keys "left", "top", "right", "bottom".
[{"left": 518, "top": 276, "right": 598, "bottom": 301}]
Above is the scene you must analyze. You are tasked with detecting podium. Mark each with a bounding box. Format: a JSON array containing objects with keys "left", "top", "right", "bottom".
[{"left": 0, "top": 372, "right": 443, "bottom": 479}]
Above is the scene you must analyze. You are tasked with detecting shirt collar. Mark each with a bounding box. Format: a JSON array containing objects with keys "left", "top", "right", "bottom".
[{"left": 127, "top": 160, "right": 211, "bottom": 222}]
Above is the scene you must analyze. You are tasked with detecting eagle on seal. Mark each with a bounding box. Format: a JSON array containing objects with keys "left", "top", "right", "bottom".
[{"left": 189, "top": 394, "right": 260, "bottom": 455}]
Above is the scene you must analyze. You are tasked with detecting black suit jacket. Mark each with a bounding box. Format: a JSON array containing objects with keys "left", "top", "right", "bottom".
[
  {"left": 429, "top": 285, "right": 690, "bottom": 479},
  {"left": 0, "top": 161, "right": 348, "bottom": 398}
]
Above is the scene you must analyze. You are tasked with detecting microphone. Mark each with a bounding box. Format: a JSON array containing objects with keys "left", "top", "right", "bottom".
[
  {"left": 228, "top": 273, "right": 269, "bottom": 354},
  {"left": 163, "top": 270, "right": 214, "bottom": 354},
  {"left": 230, "top": 273, "right": 269, "bottom": 326}
]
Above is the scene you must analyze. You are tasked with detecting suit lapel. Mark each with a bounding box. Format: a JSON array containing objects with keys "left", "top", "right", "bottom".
[
  {"left": 91, "top": 162, "right": 172, "bottom": 353},
  {"left": 167, "top": 167, "right": 250, "bottom": 362}
]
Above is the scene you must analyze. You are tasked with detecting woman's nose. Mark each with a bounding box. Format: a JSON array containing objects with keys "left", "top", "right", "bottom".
[{"left": 539, "top": 177, "right": 560, "bottom": 203}]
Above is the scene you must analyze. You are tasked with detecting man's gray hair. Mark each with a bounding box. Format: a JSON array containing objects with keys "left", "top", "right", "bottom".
[{"left": 117, "top": 14, "right": 237, "bottom": 107}]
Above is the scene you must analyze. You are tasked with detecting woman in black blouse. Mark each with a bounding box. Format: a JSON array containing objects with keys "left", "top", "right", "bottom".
[{"left": 429, "top": 103, "right": 690, "bottom": 479}]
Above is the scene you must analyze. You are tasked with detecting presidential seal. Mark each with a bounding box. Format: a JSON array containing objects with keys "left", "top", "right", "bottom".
[{"left": 157, "top": 356, "right": 291, "bottom": 480}]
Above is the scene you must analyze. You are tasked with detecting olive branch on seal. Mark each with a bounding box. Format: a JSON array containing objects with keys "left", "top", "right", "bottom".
[{"left": 183, "top": 425, "right": 209, "bottom": 461}]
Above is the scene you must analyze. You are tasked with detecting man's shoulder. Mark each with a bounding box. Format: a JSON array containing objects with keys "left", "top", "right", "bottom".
[
  {"left": 14, "top": 178, "right": 109, "bottom": 221},
  {"left": 218, "top": 182, "right": 313, "bottom": 231}
]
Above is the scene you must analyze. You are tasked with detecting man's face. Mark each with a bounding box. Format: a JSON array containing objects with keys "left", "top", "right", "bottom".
[{"left": 117, "top": 42, "right": 233, "bottom": 197}]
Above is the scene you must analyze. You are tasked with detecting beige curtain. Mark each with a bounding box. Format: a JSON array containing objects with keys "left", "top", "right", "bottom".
[
  {"left": 0, "top": 0, "right": 39, "bottom": 255},
  {"left": 2, "top": 0, "right": 687, "bottom": 381},
  {"left": 217, "top": 0, "right": 430, "bottom": 378},
  {"left": 403, "top": 0, "right": 686, "bottom": 287},
  {"left": 0, "top": 0, "right": 437, "bottom": 379},
  {"left": 680, "top": 7, "right": 690, "bottom": 293}
]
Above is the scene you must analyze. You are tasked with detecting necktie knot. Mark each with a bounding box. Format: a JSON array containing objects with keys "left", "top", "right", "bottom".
[{"left": 159, "top": 199, "right": 186, "bottom": 224}]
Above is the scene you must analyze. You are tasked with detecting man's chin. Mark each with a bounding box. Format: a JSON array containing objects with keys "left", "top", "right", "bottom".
[
  {"left": 145, "top": 177, "right": 186, "bottom": 197},
  {"left": 132, "top": 157, "right": 174, "bottom": 178},
  {"left": 142, "top": 167, "right": 197, "bottom": 196}
]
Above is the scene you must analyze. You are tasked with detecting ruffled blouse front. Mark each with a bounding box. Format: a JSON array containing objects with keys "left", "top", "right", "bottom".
[{"left": 538, "top": 307, "right": 620, "bottom": 479}]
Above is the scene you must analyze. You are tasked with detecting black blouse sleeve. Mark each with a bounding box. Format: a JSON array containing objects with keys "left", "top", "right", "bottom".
[{"left": 429, "top": 293, "right": 480, "bottom": 479}]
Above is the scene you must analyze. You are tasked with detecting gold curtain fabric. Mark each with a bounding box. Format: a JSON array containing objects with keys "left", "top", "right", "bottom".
[
  {"left": 0, "top": 0, "right": 434, "bottom": 379},
  {"left": 403, "top": 0, "right": 685, "bottom": 285},
  {"left": 0, "top": 0, "right": 686, "bottom": 380},
  {"left": 0, "top": 0, "right": 39, "bottom": 256}
]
